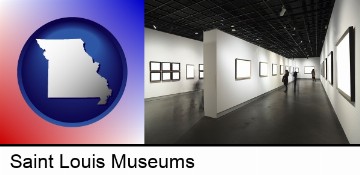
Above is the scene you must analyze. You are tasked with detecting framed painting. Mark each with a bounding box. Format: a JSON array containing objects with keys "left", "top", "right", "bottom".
[
  {"left": 336, "top": 26, "right": 355, "bottom": 102},
  {"left": 235, "top": 59, "right": 251, "bottom": 80}
]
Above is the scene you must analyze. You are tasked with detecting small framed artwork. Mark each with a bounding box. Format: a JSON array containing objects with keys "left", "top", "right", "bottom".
[
  {"left": 199, "top": 64, "right": 204, "bottom": 79},
  {"left": 162, "top": 72, "right": 171, "bottom": 81},
  {"left": 321, "top": 62, "right": 324, "bottom": 77},
  {"left": 324, "top": 58, "right": 327, "bottom": 80},
  {"left": 280, "top": 65, "right": 284, "bottom": 75},
  {"left": 295, "top": 67, "right": 299, "bottom": 73},
  {"left": 304, "top": 66, "right": 314, "bottom": 74},
  {"left": 186, "top": 64, "right": 195, "bottom": 79},
  {"left": 172, "top": 72, "right": 180, "bottom": 80},
  {"left": 235, "top": 59, "right": 251, "bottom": 80},
  {"left": 199, "top": 72, "right": 204, "bottom": 79},
  {"left": 272, "top": 64, "right": 277, "bottom": 76},
  {"left": 259, "top": 62, "right": 268, "bottom": 77},
  {"left": 150, "top": 72, "right": 161, "bottom": 82},
  {"left": 172, "top": 63, "right": 180, "bottom": 71},
  {"left": 150, "top": 61, "right": 161, "bottom": 71},
  {"left": 328, "top": 51, "right": 333, "bottom": 85},
  {"left": 162, "top": 62, "right": 171, "bottom": 71},
  {"left": 336, "top": 26, "right": 355, "bottom": 102},
  {"left": 199, "top": 64, "right": 204, "bottom": 71}
]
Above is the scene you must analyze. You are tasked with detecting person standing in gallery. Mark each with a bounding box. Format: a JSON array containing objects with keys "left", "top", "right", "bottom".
[
  {"left": 293, "top": 71, "right": 298, "bottom": 91},
  {"left": 311, "top": 69, "right": 316, "bottom": 82},
  {"left": 282, "top": 70, "right": 289, "bottom": 92}
]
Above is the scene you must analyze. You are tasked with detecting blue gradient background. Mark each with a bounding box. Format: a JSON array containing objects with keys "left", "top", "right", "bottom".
[{"left": 0, "top": 0, "right": 144, "bottom": 143}]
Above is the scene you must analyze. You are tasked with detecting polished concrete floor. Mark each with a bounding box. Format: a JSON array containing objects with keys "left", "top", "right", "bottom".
[{"left": 145, "top": 80, "right": 349, "bottom": 144}]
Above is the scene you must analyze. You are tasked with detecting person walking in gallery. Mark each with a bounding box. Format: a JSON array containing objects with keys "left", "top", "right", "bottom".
[
  {"left": 293, "top": 71, "right": 298, "bottom": 91},
  {"left": 282, "top": 70, "right": 289, "bottom": 92},
  {"left": 311, "top": 69, "right": 316, "bottom": 82}
]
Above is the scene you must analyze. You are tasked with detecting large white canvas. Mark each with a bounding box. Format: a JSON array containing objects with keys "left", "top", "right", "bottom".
[
  {"left": 337, "top": 33, "right": 351, "bottom": 97},
  {"left": 272, "top": 64, "right": 277, "bottom": 75},
  {"left": 236, "top": 59, "right": 251, "bottom": 79},
  {"left": 304, "top": 66, "right": 314, "bottom": 74},
  {"left": 280, "top": 65, "right": 284, "bottom": 75},
  {"left": 186, "top": 64, "right": 195, "bottom": 78},
  {"left": 260, "top": 62, "right": 268, "bottom": 77}
]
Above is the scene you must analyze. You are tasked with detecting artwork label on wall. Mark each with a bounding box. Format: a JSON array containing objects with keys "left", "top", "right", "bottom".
[
  {"left": 186, "top": 64, "right": 195, "bottom": 79},
  {"left": 328, "top": 51, "right": 333, "bottom": 85},
  {"left": 336, "top": 26, "right": 355, "bottom": 102},
  {"left": 259, "top": 62, "right": 268, "bottom": 77},
  {"left": 272, "top": 64, "right": 277, "bottom": 76},
  {"left": 280, "top": 65, "right": 284, "bottom": 75},
  {"left": 304, "top": 66, "right": 314, "bottom": 74},
  {"left": 235, "top": 59, "right": 251, "bottom": 80}
]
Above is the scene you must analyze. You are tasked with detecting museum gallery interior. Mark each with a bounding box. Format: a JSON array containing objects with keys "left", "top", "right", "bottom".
[{"left": 144, "top": 0, "right": 359, "bottom": 144}]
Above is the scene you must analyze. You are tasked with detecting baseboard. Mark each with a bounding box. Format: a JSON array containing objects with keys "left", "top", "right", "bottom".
[
  {"left": 145, "top": 90, "right": 203, "bottom": 102},
  {"left": 216, "top": 84, "right": 288, "bottom": 118}
]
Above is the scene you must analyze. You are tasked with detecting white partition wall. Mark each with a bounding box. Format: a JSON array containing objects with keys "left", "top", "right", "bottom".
[
  {"left": 319, "top": 0, "right": 360, "bottom": 143},
  {"left": 145, "top": 28, "right": 203, "bottom": 98},
  {"left": 204, "top": 29, "right": 293, "bottom": 118}
]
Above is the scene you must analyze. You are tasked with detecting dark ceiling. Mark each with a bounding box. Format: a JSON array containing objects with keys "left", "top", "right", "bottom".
[{"left": 145, "top": 0, "right": 335, "bottom": 58}]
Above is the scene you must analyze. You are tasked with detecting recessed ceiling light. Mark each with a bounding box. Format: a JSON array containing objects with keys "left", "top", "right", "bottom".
[
  {"left": 195, "top": 32, "right": 198, "bottom": 35},
  {"left": 232, "top": 29, "right": 236, "bottom": 32},
  {"left": 292, "top": 33, "right": 295, "bottom": 36},
  {"left": 153, "top": 25, "right": 157, "bottom": 29},
  {"left": 231, "top": 25, "right": 235, "bottom": 28},
  {"left": 293, "top": 27, "right": 296, "bottom": 30}
]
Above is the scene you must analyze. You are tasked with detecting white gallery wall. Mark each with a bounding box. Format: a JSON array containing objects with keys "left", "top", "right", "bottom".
[
  {"left": 204, "top": 29, "right": 295, "bottom": 117},
  {"left": 145, "top": 28, "right": 203, "bottom": 99},
  {"left": 293, "top": 57, "right": 320, "bottom": 79},
  {"left": 320, "top": 0, "right": 360, "bottom": 143}
]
